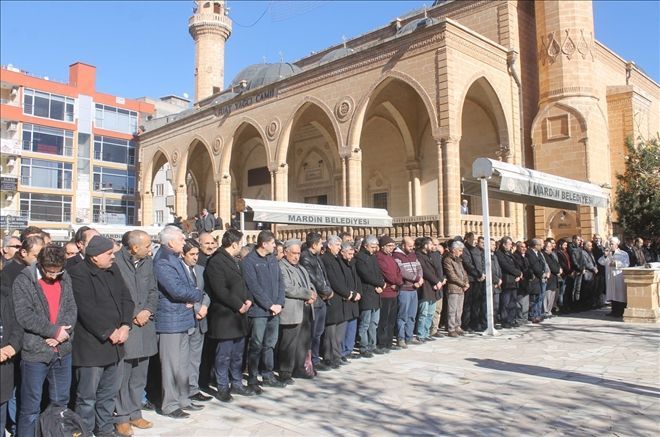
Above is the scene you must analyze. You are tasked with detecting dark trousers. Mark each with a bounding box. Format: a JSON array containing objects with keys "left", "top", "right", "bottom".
[
  {"left": 322, "top": 321, "right": 347, "bottom": 363},
  {"left": 462, "top": 281, "right": 484, "bottom": 330},
  {"left": 214, "top": 337, "right": 245, "bottom": 390},
  {"left": 482, "top": 291, "right": 501, "bottom": 325},
  {"left": 377, "top": 297, "right": 398, "bottom": 348},
  {"left": 311, "top": 301, "right": 326, "bottom": 365},
  {"left": 115, "top": 357, "right": 149, "bottom": 423},
  {"left": 19, "top": 353, "right": 72, "bottom": 437},
  {"left": 278, "top": 306, "right": 312, "bottom": 375},
  {"left": 500, "top": 287, "right": 517, "bottom": 325},
  {"left": 75, "top": 362, "right": 121, "bottom": 435},
  {"left": 248, "top": 316, "right": 279, "bottom": 384},
  {"left": 145, "top": 353, "right": 161, "bottom": 406}
]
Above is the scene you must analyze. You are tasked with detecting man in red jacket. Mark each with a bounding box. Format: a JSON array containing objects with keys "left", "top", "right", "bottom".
[
  {"left": 375, "top": 236, "right": 403, "bottom": 351},
  {"left": 392, "top": 237, "right": 424, "bottom": 348}
]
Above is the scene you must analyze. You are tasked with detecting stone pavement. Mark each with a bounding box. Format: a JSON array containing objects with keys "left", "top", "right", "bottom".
[{"left": 137, "top": 309, "right": 659, "bottom": 436}]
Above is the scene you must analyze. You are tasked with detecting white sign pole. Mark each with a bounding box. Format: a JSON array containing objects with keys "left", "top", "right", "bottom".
[{"left": 480, "top": 177, "right": 498, "bottom": 336}]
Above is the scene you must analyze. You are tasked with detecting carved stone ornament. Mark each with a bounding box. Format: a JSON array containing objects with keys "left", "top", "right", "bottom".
[
  {"left": 213, "top": 137, "right": 223, "bottom": 155},
  {"left": 335, "top": 97, "right": 354, "bottom": 122},
  {"left": 540, "top": 29, "right": 593, "bottom": 65},
  {"left": 172, "top": 150, "right": 180, "bottom": 167},
  {"left": 266, "top": 118, "right": 280, "bottom": 141}
]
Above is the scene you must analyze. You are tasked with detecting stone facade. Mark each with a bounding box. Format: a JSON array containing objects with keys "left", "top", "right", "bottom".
[{"left": 137, "top": 0, "right": 659, "bottom": 240}]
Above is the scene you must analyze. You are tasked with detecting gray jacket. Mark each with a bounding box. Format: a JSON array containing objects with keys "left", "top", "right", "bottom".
[
  {"left": 12, "top": 264, "right": 77, "bottom": 363},
  {"left": 189, "top": 263, "right": 211, "bottom": 334},
  {"left": 115, "top": 248, "right": 159, "bottom": 359},
  {"left": 278, "top": 259, "right": 315, "bottom": 325}
]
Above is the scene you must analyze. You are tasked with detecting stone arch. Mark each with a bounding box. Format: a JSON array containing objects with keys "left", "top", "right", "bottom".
[
  {"left": 455, "top": 74, "right": 510, "bottom": 147},
  {"left": 220, "top": 118, "right": 270, "bottom": 176},
  {"left": 348, "top": 70, "right": 439, "bottom": 150},
  {"left": 175, "top": 135, "right": 215, "bottom": 187},
  {"left": 284, "top": 99, "right": 342, "bottom": 205},
  {"left": 355, "top": 74, "right": 437, "bottom": 216},
  {"left": 276, "top": 96, "right": 342, "bottom": 165},
  {"left": 143, "top": 148, "right": 171, "bottom": 194},
  {"left": 183, "top": 137, "right": 216, "bottom": 218},
  {"left": 458, "top": 76, "right": 511, "bottom": 216}
]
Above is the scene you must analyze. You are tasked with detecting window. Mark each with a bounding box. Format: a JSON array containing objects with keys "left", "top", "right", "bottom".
[
  {"left": 373, "top": 192, "right": 388, "bottom": 210},
  {"left": 23, "top": 89, "right": 74, "bottom": 122},
  {"left": 22, "top": 123, "right": 74, "bottom": 157},
  {"left": 155, "top": 184, "right": 164, "bottom": 196},
  {"left": 21, "top": 158, "right": 72, "bottom": 190},
  {"left": 20, "top": 193, "right": 71, "bottom": 222},
  {"left": 155, "top": 210, "right": 164, "bottom": 224},
  {"left": 247, "top": 166, "right": 270, "bottom": 187},
  {"left": 92, "top": 197, "right": 135, "bottom": 225},
  {"left": 95, "top": 104, "right": 138, "bottom": 134},
  {"left": 93, "top": 136, "right": 136, "bottom": 165},
  {"left": 93, "top": 166, "right": 135, "bottom": 194}
]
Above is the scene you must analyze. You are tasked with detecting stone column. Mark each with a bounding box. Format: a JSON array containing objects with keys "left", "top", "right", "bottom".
[
  {"left": 346, "top": 152, "right": 362, "bottom": 207},
  {"left": 217, "top": 177, "right": 232, "bottom": 227},
  {"left": 436, "top": 139, "right": 445, "bottom": 237},
  {"left": 622, "top": 267, "right": 660, "bottom": 323},
  {"left": 174, "top": 185, "right": 188, "bottom": 219},
  {"left": 140, "top": 192, "right": 154, "bottom": 226},
  {"left": 442, "top": 137, "right": 461, "bottom": 237},
  {"left": 272, "top": 164, "right": 288, "bottom": 201},
  {"left": 406, "top": 161, "right": 422, "bottom": 216},
  {"left": 341, "top": 157, "right": 347, "bottom": 206}
]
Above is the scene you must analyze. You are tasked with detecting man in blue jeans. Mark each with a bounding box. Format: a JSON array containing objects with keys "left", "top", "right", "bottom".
[
  {"left": 393, "top": 237, "right": 423, "bottom": 348},
  {"left": 355, "top": 236, "right": 385, "bottom": 357},
  {"left": 243, "top": 231, "right": 286, "bottom": 393},
  {"left": 12, "top": 245, "right": 78, "bottom": 437}
]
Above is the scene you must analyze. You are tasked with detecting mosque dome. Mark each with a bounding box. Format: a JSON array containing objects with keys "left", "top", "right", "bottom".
[
  {"left": 396, "top": 17, "right": 439, "bottom": 37},
  {"left": 230, "top": 63, "right": 302, "bottom": 91},
  {"left": 318, "top": 47, "right": 355, "bottom": 66}
]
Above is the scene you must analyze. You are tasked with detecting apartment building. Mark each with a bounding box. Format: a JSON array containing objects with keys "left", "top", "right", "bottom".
[{"left": 0, "top": 62, "right": 154, "bottom": 236}]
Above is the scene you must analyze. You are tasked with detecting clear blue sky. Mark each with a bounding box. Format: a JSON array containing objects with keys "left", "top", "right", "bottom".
[{"left": 1, "top": 1, "right": 658, "bottom": 100}]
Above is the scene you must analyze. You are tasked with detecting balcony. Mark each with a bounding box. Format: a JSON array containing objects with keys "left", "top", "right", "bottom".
[{"left": 274, "top": 214, "right": 513, "bottom": 242}]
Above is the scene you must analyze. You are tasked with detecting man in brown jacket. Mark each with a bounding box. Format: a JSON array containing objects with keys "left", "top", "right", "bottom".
[{"left": 442, "top": 241, "right": 470, "bottom": 337}]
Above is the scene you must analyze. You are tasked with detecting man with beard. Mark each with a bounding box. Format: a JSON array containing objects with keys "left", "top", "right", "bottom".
[{"left": 375, "top": 236, "right": 402, "bottom": 350}]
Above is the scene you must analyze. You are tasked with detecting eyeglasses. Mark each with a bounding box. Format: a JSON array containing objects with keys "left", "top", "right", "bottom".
[{"left": 41, "top": 268, "right": 64, "bottom": 278}]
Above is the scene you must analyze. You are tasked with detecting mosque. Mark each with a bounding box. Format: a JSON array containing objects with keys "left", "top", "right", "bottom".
[{"left": 137, "top": 0, "right": 659, "bottom": 240}]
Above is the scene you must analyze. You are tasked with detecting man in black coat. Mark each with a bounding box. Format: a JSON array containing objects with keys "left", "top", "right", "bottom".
[
  {"left": 322, "top": 239, "right": 358, "bottom": 367},
  {"left": 495, "top": 237, "right": 522, "bottom": 329},
  {"left": 204, "top": 229, "right": 254, "bottom": 402},
  {"left": 65, "top": 227, "right": 99, "bottom": 271},
  {"left": 355, "top": 236, "right": 386, "bottom": 357},
  {"left": 300, "top": 233, "right": 333, "bottom": 371},
  {"left": 513, "top": 241, "right": 533, "bottom": 325},
  {"left": 569, "top": 235, "right": 586, "bottom": 305},
  {"left": 69, "top": 236, "right": 135, "bottom": 437},
  {"left": 462, "top": 232, "right": 486, "bottom": 332},
  {"left": 527, "top": 239, "right": 547, "bottom": 323}
]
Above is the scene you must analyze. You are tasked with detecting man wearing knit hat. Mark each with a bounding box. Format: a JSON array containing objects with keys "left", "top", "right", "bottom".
[{"left": 70, "top": 235, "right": 135, "bottom": 437}]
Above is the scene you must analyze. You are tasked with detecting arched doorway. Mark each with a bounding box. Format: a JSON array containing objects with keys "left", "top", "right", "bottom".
[
  {"left": 459, "top": 77, "right": 509, "bottom": 217},
  {"left": 228, "top": 122, "right": 271, "bottom": 228},
  {"left": 150, "top": 152, "right": 174, "bottom": 225},
  {"left": 185, "top": 140, "right": 215, "bottom": 219},
  {"left": 358, "top": 77, "right": 437, "bottom": 217},
  {"left": 285, "top": 102, "right": 341, "bottom": 205}
]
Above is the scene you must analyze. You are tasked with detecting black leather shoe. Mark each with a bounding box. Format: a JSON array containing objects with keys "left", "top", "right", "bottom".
[
  {"left": 349, "top": 352, "right": 362, "bottom": 359},
  {"left": 425, "top": 336, "right": 436, "bottom": 342},
  {"left": 231, "top": 384, "right": 256, "bottom": 396},
  {"left": 247, "top": 383, "right": 264, "bottom": 395},
  {"left": 292, "top": 371, "right": 314, "bottom": 379},
  {"left": 315, "top": 362, "right": 332, "bottom": 371},
  {"left": 373, "top": 348, "right": 386, "bottom": 354},
  {"left": 277, "top": 373, "right": 295, "bottom": 385},
  {"left": 182, "top": 403, "right": 204, "bottom": 411},
  {"left": 262, "top": 378, "right": 286, "bottom": 388},
  {"left": 216, "top": 389, "right": 233, "bottom": 403},
  {"left": 162, "top": 408, "right": 190, "bottom": 419},
  {"left": 340, "top": 356, "right": 349, "bottom": 363},
  {"left": 189, "top": 392, "right": 212, "bottom": 402},
  {"left": 361, "top": 351, "right": 374, "bottom": 358},
  {"left": 388, "top": 344, "right": 402, "bottom": 350}
]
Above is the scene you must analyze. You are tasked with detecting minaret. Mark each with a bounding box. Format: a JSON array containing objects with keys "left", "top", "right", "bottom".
[
  {"left": 189, "top": 0, "right": 232, "bottom": 102},
  {"left": 532, "top": 0, "right": 610, "bottom": 237}
]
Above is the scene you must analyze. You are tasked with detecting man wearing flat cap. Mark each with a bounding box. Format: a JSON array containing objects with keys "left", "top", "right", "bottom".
[{"left": 69, "top": 235, "right": 135, "bottom": 437}]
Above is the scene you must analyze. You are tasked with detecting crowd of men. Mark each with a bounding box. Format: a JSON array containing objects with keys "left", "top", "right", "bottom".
[{"left": 0, "top": 224, "right": 657, "bottom": 436}]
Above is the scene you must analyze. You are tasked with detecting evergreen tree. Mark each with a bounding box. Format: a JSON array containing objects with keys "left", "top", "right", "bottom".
[{"left": 615, "top": 136, "right": 660, "bottom": 237}]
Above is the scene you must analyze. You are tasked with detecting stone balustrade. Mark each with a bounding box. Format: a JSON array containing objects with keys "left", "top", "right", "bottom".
[{"left": 460, "top": 214, "right": 513, "bottom": 240}]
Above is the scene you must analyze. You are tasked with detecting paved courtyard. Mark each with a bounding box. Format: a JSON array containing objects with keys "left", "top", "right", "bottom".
[{"left": 138, "top": 309, "right": 659, "bottom": 436}]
